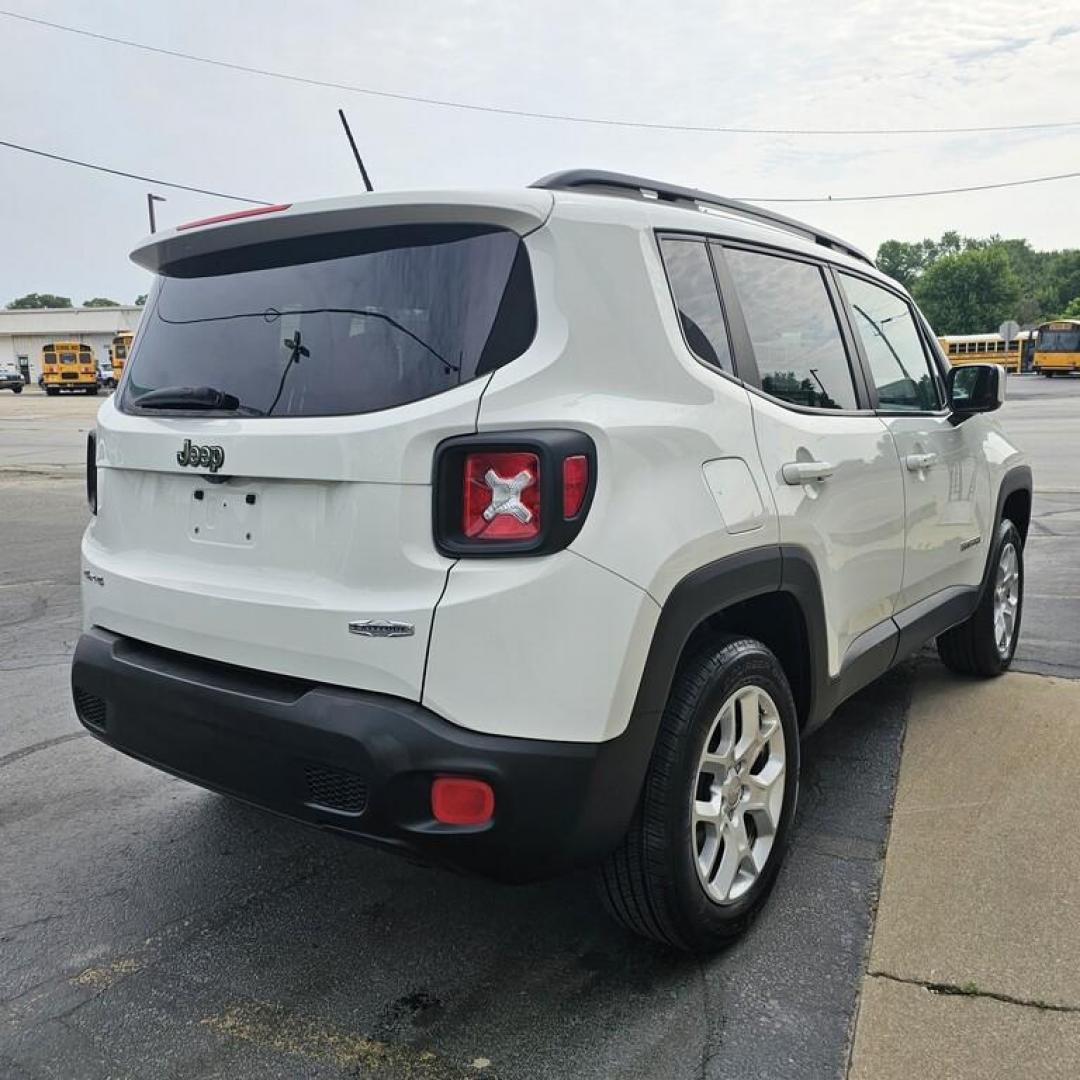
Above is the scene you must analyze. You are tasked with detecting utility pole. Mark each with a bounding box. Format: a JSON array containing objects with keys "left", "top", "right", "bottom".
[{"left": 147, "top": 193, "right": 167, "bottom": 233}]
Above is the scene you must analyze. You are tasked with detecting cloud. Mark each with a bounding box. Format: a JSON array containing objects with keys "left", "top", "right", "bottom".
[
  {"left": 952, "top": 36, "right": 1036, "bottom": 64},
  {"left": 1, "top": 0, "right": 1078, "bottom": 303}
]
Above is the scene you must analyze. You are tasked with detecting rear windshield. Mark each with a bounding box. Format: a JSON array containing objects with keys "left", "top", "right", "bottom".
[{"left": 120, "top": 224, "right": 535, "bottom": 417}]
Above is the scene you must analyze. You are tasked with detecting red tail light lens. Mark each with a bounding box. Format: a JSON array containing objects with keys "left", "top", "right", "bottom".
[
  {"left": 463, "top": 451, "right": 541, "bottom": 539},
  {"left": 562, "top": 455, "right": 589, "bottom": 518},
  {"left": 431, "top": 776, "right": 495, "bottom": 825}
]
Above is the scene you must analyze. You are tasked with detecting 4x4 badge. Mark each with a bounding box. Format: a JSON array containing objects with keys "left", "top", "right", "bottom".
[
  {"left": 177, "top": 438, "right": 224, "bottom": 473},
  {"left": 348, "top": 620, "right": 415, "bottom": 638}
]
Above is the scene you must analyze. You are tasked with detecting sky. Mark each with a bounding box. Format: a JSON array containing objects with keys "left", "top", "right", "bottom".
[{"left": 1, "top": 0, "right": 1079, "bottom": 306}]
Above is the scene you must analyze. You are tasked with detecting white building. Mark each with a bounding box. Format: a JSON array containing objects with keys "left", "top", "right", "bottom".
[{"left": 0, "top": 306, "right": 144, "bottom": 381}]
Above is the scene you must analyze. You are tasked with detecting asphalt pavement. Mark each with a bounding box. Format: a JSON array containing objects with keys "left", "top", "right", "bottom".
[{"left": 1, "top": 375, "right": 1078, "bottom": 1079}]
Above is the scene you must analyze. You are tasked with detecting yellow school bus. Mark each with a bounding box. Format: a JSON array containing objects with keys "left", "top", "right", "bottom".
[
  {"left": 937, "top": 332, "right": 1023, "bottom": 373},
  {"left": 1033, "top": 319, "right": 1080, "bottom": 377},
  {"left": 111, "top": 331, "right": 133, "bottom": 384},
  {"left": 42, "top": 341, "right": 98, "bottom": 396}
]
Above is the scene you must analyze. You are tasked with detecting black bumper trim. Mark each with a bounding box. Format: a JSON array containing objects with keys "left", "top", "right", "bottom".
[{"left": 71, "top": 628, "right": 649, "bottom": 882}]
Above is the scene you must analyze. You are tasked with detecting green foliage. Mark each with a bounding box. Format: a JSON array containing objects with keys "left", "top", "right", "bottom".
[
  {"left": 82, "top": 297, "right": 120, "bottom": 308},
  {"left": 913, "top": 247, "right": 1021, "bottom": 334},
  {"left": 875, "top": 231, "right": 1080, "bottom": 332},
  {"left": 1059, "top": 296, "right": 1080, "bottom": 320},
  {"left": 876, "top": 239, "right": 936, "bottom": 290},
  {"left": 5, "top": 292, "right": 72, "bottom": 309},
  {"left": 134, "top": 293, "right": 148, "bottom": 307}
]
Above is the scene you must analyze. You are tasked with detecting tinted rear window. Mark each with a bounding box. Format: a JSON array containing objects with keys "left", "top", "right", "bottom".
[{"left": 120, "top": 224, "right": 535, "bottom": 417}]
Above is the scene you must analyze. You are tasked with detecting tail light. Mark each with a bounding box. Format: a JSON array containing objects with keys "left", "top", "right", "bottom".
[
  {"left": 562, "top": 455, "right": 589, "bottom": 519},
  {"left": 434, "top": 431, "right": 596, "bottom": 557},
  {"left": 86, "top": 431, "right": 97, "bottom": 515},
  {"left": 463, "top": 451, "right": 541, "bottom": 540}
]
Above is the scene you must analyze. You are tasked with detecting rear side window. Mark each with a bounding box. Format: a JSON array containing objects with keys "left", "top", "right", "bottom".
[
  {"left": 659, "top": 237, "right": 734, "bottom": 375},
  {"left": 839, "top": 273, "right": 942, "bottom": 411},
  {"left": 724, "top": 248, "right": 858, "bottom": 410},
  {"left": 121, "top": 225, "right": 535, "bottom": 417}
]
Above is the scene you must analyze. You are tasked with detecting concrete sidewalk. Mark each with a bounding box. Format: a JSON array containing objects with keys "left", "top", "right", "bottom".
[{"left": 849, "top": 668, "right": 1080, "bottom": 1079}]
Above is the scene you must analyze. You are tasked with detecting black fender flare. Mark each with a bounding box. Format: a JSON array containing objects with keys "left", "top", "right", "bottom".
[
  {"left": 603, "top": 545, "right": 827, "bottom": 845},
  {"left": 979, "top": 464, "right": 1032, "bottom": 597}
]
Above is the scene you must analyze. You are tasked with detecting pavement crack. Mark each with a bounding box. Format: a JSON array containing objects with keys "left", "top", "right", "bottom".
[
  {"left": 867, "top": 971, "right": 1080, "bottom": 1014},
  {"left": 0, "top": 912, "right": 63, "bottom": 937},
  {"left": 0, "top": 731, "right": 88, "bottom": 770}
]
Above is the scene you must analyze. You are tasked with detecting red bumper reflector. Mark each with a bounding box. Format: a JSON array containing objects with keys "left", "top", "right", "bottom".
[{"left": 431, "top": 776, "right": 495, "bottom": 825}]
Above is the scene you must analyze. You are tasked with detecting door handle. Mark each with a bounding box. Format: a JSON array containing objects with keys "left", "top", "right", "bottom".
[
  {"left": 905, "top": 452, "right": 938, "bottom": 472},
  {"left": 781, "top": 460, "right": 834, "bottom": 485}
]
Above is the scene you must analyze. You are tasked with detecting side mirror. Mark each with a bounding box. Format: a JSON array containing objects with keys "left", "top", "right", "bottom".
[{"left": 947, "top": 363, "right": 1005, "bottom": 420}]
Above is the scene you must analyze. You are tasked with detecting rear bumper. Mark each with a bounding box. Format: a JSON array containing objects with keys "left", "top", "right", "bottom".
[{"left": 71, "top": 628, "right": 650, "bottom": 882}]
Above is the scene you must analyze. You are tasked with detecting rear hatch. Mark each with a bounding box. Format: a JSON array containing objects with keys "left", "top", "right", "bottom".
[{"left": 84, "top": 193, "right": 549, "bottom": 699}]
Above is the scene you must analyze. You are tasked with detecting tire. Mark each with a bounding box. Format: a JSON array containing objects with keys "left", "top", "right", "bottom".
[
  {"left": 937, "top": 519, "right": 1023, "bottom": 677},
  {"left": 598, "top": 636, "right": 800, "bottom": 953},
  {"left": 45, "top": 387, "right": 59, "bottom": 397},
  {"left": 87, "top": 387, "right": 99, "bottom": 396},
  {"left": 11, "top": 385, "right": 21, "bottom": 394}
]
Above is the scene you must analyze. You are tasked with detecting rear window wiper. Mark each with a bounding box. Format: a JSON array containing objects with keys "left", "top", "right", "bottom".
[{"left": 132, "top": 386, "right": 256, "bottom": 412}]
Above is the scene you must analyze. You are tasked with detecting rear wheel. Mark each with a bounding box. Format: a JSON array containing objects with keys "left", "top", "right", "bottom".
[
  {"left": 87, "top": 386, "right": 99, "bottom": 396},
  {"left": 937, "top": 519, "right": 1023, "bottom": 677},
  {"left": 45, "top": 387, "right": 59, "bottom": 396},
  {"left": 598, "top": 636, "right": 799, "bottom": 953},
  {"left": 11, "top": 384, "right": 21, "bottom": 394}
]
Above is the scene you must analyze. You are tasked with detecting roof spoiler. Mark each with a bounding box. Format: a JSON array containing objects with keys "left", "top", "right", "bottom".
[{"left": 130, "top": 190, "right": 555, "bottom": 274}]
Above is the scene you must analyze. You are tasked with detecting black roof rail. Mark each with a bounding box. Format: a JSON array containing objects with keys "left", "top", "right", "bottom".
[{"left": 530, "top": 169, "right": 874, "bottom": 267}]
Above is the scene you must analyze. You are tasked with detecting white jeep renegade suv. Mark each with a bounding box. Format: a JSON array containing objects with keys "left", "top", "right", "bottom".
[{"left": 72, "top": 170, "right": 1031, "bottom": 952}]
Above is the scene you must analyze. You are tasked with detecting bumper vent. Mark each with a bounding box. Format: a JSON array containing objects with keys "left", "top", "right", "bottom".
[
  {"left": 303, "top": 764, "right": 368, "bottom": 815},
  {"left": 73, "top": 687, "right": 107, "bottom": 730}
]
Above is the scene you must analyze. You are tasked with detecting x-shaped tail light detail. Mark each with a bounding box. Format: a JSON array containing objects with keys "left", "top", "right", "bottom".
[{"left": 482, "top": 468, "right": 535, "bottom": 523}]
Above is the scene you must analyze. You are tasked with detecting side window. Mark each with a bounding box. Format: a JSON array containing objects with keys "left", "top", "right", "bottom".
[
  {"left": 723, "top": 247, "right": 858, "bottom": 410},
  {"left": 839, "top": 273, "right": 942, "bottom": 412},
  {"left": 659, "top": 237, "right": 734, "bottom": 375}
]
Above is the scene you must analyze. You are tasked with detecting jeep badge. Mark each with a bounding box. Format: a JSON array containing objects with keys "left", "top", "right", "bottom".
[{"left": 177, "top": 438, "right": 225, "bottom": 473}]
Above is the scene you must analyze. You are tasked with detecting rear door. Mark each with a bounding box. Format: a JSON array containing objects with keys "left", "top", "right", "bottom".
[
  {"left": 834, "top": 271, "right": 990, "bottom": 609},
  {"left": 86, "top": 217, "right": 539, "bottom": 699},
  {"left": 713, "top": 243, "right": 906, "bottom": 678}
]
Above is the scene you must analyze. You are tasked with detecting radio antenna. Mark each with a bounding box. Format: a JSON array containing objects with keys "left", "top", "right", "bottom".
[{"left": 338, "top": 108, "right": 374, "bottom": 193}]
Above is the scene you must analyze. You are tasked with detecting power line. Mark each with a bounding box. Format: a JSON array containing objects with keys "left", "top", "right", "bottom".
[
  {"left": 2, "top": 132, "right": 1077, "bottom": 209},
  {"left": 744, "top": 169, "right": 1080, "bottom": 203},
  {"left": 0, "top": 138, "right": 274, "bottom": 205},
  {"left": 3, "top": 8, "right": 1079, "bottom": 138}
]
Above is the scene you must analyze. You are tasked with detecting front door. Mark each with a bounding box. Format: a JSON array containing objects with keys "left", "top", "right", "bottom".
[{"left": 835, "top": 271, "right": 990, "bottom": 610}]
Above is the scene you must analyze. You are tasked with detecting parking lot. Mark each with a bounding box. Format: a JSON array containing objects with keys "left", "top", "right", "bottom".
[{"left": 2, "top": 376, "right": 1079, "bottom": 1080}]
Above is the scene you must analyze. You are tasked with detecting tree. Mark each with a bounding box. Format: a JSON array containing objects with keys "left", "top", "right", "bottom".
[
  {"left": 1059, "top": 296, "right": 1080, "bottom": 320},
  {"left": 876, "top": 239, "right": 936, "bottom": 290},
  {"left": 876, "top": 231, "right": 1080, "bottom": 327},
  {"left": 913, "top": 247, "right": 1021, "bottom": 334},
  {"left": 5, "top": 292, "right": 72, "bottom": 309},
  {"left": 134, "top": 293, "right": 148, "bottom": 307},
  {"left": 83, "top": 297, "right": 120, "bottom": 308}
]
